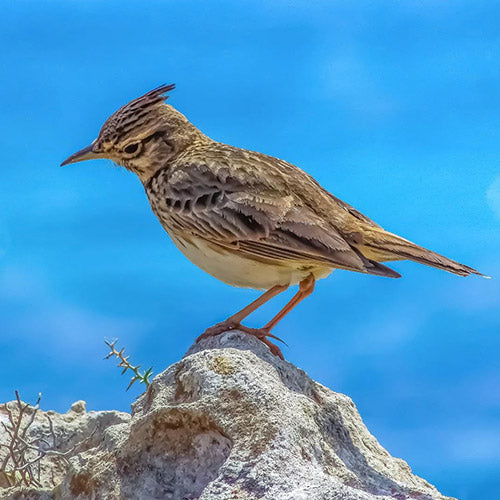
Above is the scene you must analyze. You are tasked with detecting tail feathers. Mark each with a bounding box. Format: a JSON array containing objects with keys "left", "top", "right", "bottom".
[
  {"left": 361, "top": 230, "right": 487, "bottom": 278},
  {"left": 351, "top": 246, "right": 402, "bottom": 278},
  {"left": 364, "top": 259, "right": 402, "bottom": 279}
]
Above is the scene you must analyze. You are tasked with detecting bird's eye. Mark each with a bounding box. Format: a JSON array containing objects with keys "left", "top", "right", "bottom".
[{"left": 124, "top": 143, "right": 140, "bottom": 155}]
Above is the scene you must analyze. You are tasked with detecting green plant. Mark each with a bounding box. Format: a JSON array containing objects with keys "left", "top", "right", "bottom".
[{"left": 104, "top": 339, "right": 153, "bottom": 390}]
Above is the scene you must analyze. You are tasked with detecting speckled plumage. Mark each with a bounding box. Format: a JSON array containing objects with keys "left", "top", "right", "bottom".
[{"left": 61, "top": 85, "right": 485, "bottom": 357}]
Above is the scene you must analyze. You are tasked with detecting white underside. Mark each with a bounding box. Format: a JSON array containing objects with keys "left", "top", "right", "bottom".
[{"left": 169, "top": 233, "right": 333, "bottom": 290}]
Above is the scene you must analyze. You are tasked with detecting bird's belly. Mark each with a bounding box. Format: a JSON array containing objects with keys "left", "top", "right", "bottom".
[{"left": 169, "top": 233, "right": 332, "bottom": 290}]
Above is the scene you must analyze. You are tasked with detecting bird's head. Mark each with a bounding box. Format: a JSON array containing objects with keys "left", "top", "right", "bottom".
[{"left": 61, "top": 84, "right": 204, "bottom": 182}]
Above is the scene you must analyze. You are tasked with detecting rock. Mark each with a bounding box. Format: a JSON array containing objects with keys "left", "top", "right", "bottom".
[
  {"left": 1, "top": 331, "right": 455, "bottom": 500},
  {"left": 0, "top": 395, "right": 129, "bottom": 499}
]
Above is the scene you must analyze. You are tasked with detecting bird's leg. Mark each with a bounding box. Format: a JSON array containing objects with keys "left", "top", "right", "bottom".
[
  {"left": 197, "top": 284, "right": 288, "bottom": 341},
  {"left": 198, "top": 275, "right": 315, "bottom": 360},
  {"left": 263, "top": 274, "right": 315, "bottom": 331},
  {"left": 226, "top": 284, "right": 289, "bottom": 325},
  {"left": 242, "top": 274, "right": 315, "bottom": 359},
  {"left": 198, "top": 275, "right": 316, "bottom": 360}
]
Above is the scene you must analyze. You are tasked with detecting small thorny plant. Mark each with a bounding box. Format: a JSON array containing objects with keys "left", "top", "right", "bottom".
[
  {"left": 0, "top": 392, "right": 94, "bottom": 489},
  {"left": 104, "top": 339, "right": 153, "bottom": 391}
]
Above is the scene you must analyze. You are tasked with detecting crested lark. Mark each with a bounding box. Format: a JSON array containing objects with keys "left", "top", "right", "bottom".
[{"left": 61, "top": 85, "right": 485, "bottom": 359}]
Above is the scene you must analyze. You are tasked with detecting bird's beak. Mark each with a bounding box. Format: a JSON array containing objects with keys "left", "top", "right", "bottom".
[{"left": 60, "top": 143, "right": 105, "bottom": 167}]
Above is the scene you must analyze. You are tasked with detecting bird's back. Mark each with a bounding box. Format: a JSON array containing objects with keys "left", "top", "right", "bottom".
[
  {"left": 171, "top": 141, "right": 373, "bottom": 227},
  {"left": 154, "top": 140, "right": 482, "bottom": 279}
]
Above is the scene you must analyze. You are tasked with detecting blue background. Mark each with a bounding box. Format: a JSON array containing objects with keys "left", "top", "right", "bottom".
[{"left": 1, "top": 1, "right": 499, "bottom": 498}]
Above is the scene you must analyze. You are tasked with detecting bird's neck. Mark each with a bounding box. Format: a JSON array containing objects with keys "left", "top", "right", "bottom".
[{"left": 136, "top": 107, "right": 212, "bottom": 184}]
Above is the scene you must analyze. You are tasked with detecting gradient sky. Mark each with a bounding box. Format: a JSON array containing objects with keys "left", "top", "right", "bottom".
[{"left": 1, "top": 1, "right": 499, "bottom": 498}]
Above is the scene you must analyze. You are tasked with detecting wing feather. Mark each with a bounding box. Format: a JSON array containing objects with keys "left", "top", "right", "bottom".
[{"left": 146, "top": 162, "right": 398, "bottom": 277}]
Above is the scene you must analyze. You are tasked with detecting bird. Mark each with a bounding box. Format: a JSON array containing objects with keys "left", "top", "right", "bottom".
[{"left": 61, "top": 84, "right": 486, "bottom": 359}]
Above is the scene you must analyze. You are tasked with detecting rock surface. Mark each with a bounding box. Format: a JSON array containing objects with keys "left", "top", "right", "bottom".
[
  {"left": 1, "top": 331, "right": 455, "bottom": 500},
  {"left": 0, "top": 398, "right": 129, "bottom": 499}
]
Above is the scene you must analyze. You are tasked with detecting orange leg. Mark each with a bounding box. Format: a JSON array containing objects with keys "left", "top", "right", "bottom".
[
  {"left": 262, "top": 274, "right": 315, "bottom": 331},
  {"left": 247, "top": 274, "right": 315, "bottom": 358},
  {"left": 198, "top": 275, "right": 316, "bottom": 360},
  {"left": 227, "top": 284, "right": 289, "bottom": 324},
  {"left": 197, "top": 284, "right": 288, "bottom": 340}
]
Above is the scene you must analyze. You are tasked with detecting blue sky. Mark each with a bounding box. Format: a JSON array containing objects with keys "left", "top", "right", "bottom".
[{"left": 1, "top": 1, "right": 499, "bottom": 498}]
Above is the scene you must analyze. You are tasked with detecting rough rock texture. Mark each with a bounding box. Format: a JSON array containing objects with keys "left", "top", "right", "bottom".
[
  {"left": 1, "top": 331, "right": 455, "bottom": 500},
  {"left": 0, "top": 399, "right": 129, "bottom": 499}
]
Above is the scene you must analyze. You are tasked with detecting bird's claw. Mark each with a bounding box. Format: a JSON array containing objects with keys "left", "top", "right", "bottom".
[
  {"left": 197, "top": 322, "right": 285, "bottom": 360},
  {"left": 196, "top": 320, "right": 238, "bottom": 341}
]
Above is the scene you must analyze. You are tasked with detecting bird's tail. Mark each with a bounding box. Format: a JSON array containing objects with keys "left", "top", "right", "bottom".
[{"left": 359, "top": 228, "right": 488, "bottom": 278}]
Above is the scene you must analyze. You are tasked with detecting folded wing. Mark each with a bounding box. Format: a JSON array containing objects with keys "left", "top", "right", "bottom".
[{"left": 150, "top": 164, "right": 401, "bottom": 278}]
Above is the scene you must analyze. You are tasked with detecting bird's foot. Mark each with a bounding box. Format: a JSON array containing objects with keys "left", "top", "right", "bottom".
[
  {"left": 238, "top": 324, "right": 286, "bottom": 360},
  {"left": 196, "top": 320, "right": 240, "bottom": 341},
  {"left": 197, "top": 321, "right": 286, "bottom": 360}
]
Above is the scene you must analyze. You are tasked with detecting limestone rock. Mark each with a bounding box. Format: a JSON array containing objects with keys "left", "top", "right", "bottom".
[
  {"left": 0, "top": 396, "right": 129, "bottom": 499},
  {"left": 1, "top": 331, "right": 455, "bottom": 500}
]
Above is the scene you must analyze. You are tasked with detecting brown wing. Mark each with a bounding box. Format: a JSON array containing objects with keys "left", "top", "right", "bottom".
[{"left": 147, "top": 161, "right": 400, "bottom": 278}]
